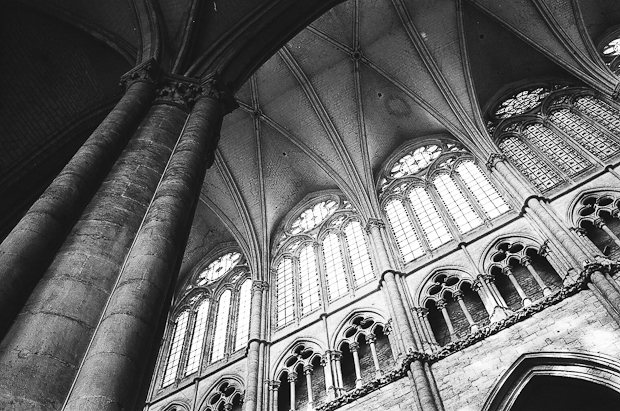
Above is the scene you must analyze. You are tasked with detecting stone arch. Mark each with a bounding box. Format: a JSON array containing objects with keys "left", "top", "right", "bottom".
[
  {"left": 198, "top": 376, "right": 245, "bottom": 411},
  {"left": 482, "top": 351, "right": 620, "bottom": 411},
  {"left": 162, "top": 401, "right": 191, "bottom": 411}
]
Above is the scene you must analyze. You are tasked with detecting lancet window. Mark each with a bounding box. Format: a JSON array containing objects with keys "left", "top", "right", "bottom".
[
  {"left": 379, "top": 141, "right": 510, "bottom": 264},
  {"left": 203, "top": 380, "right": 244, "bottom": 411},
  {"left": 273, "top": 196, "right": 375, "bottom": 328},
  {"left": 486, "top": 240, "right": 562, "bottom": 312},
  {"left": 276, "top": 343, "right": 327, "bottom": 411},
  {"left": 574, "top": 193, "right": 620, "bottom": 260},
  {"left": 336, "top": 315, "right": 393, "bottom": 391},
  {"left": 489, "top": 84, "right": 620, "bottom": 192},
  {"left": 419, "top": 271, "right": 489, "bottom": 347},
  {"left": 159, "top": 251, "right": 253, "bottom": 388}
]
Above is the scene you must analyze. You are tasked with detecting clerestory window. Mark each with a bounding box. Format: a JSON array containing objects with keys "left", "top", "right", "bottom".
[
  {"left": 379, "top": 141, "right": 510, "bottom": 264},
  {"left": 158, "top": 251, "right": 252, "bottom": 388},
  {"left": 489, "top": 84, "right": 620, "bottom": 192},
  {"left": 273, "top": 197, "right": 375, "bottom": 328}
]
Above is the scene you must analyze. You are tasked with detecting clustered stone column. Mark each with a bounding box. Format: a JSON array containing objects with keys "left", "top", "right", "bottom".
[
  {"left": 487, "top": 153, "right": 620, "bottom": 318},
  {"left": 0, "top": 61, "right": 237, "bottom": 411},
  {"left": 245, "top": 280, "right": 269, "bottom": 411}
]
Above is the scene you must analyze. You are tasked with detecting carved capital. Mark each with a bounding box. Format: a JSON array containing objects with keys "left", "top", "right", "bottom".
[
  {"left": 199, "top": 72, "right": 239, "bottom": 114},
  {"left": 570, "top": 227, "right": 588, "bottom": 236},
  {"left": 269, "top": 380, "right": 281, "bottom": 391},
  {"left": 365, "top": 333, "right": 377, "bottom": 344},
  {"left": 539, "top": 239, "right": 550, "bottom": 257},
  {"left": 349, "top": 342, "right": 359, "bottom": 352},
  {"left": 452, "top": 290, "right": 464, "bottom": 300},
  {"left": 330, "top": 351, "right": 342, "bottom": 361},
  {"left": 364, "top": 218, "right": 385, "bottom": 235},
  {"left": 287, "top": 372, "right": 298, "bottom": 383},
  {"left": 486, "top": 153, "right": 507, "bottom": 171},
  {"left": 303, "top": 364, "right": 314, "bottom": 375},
  {"left": 251, "top": 280, "right": 269, "bottom": 292},
  {"left": 477, "top": 273, "right": 495, "bottom": 284},
  {"left": 384, "top": 318, "right": 393, "bottom": 335},
  {"left": 119, "top": 58, "right": 162, "bottom": 89},
  {"left": 501, "top": 265, "right": 514, "bottom": 276},
  {"left": 223, "top": 404, "right": 233, "bottom": 411},
  {"left": 520, "top": 256, "right": 532, "bottom": 266},
  {"left": 435, "top": 299, "right": 447, "bottom": 310},
  {"left": 583, "top": 256, "right": 620, "bottom": 278},
  {"left": 594, "top": 217, "right": 607, "bottom": 229},
  {"left": 154, "top": 75, "right": 201, "bottom": 111},
  {"left": 413, "top": 307, "right": 428, "bottom": 318}
]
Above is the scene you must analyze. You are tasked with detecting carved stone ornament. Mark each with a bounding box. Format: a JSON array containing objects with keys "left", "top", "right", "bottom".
[
  {"left": 364, "top": 218, "right": 385, "bottom": 235},
  {"left": 199, "top": 72, "right": 239, "bottom": 114},
  {"left": 485, "top": 153, "right": 507, "bottom": 171},
  {"left": 154, "top": 75, "right": 201, "bottom": 111},
  {"left": 251, "top": 280, "right": 269, "bottom": 292},
  {"left": 119, "top": 58, "right": 163, "bottom": 89}
]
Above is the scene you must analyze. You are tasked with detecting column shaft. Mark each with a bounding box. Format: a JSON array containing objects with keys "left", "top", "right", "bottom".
[
  {"left": 0, "top": 75, "right": 156, "bottom": 337},
  {"left": 350, "top": 345, "right": 363, "bottom": 388},
  {"left": 245, "top": 282, "right": 267, "bottom": 411},
  {"left": 63, "top": 89, "right": 225, "bottom": 410},
  {"left": 0, "top": 99, "right": 188, "bottom": 411}
]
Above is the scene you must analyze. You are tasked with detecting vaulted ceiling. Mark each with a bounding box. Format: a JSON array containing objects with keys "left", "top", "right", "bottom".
[{"left": 4, "top": 0, "right": 620, "bottom": 285}]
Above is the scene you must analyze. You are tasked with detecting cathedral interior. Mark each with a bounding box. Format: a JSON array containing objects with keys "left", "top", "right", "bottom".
[{"left": 3, "top": 0, "right": 620, "bottom": 410}]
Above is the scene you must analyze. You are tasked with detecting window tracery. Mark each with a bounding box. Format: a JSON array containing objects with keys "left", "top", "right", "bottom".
[
  {"left": 574, "top": 193, "right": 620, "bottom": 260},
  {"left": 203, "top": 380, "right": 244, "bottom": 411},
  {"left": 273, "top": 197, "right": 375, "bottom": 328},
  {"left": 276, "top": 343, "right": 327, "bottom": 411},
  {"left": 158, "top": 251, "right": 252, "bottom": 388},
  {"left": 419, "top": 272, "right": 489, "bottom": 347},
  {"left": 380, "top": 141, "right": 510, "bottom": 264},
  {"left": 486, "top": 240, "right": 563, "bottom": 312},
  {"left": 489, "top": 84, "right": 620, "bottom": 192},
  {"left": 599, "top": 29, "right": 620, "bottom": 75}
]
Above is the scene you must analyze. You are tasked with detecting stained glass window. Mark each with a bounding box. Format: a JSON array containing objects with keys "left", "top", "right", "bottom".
[
  {"left": 603, "top": 37, "right": 620, "bottom": 57},
  {"left": 276, "top": 258, "right": 295, "bottom": 327},
  {"left": 344, "top": 221, "right": 374, "bottom": 286},
  {"left": 550, "top": 109, "right": 619, "bottom": 160},
  {"left": 523, "top": 123, "right": 589, "bottom": 174},
  {"left": 211, "top": 291, "right": 231, "bottom": 362},
  {"left": 291, "top": 200, "right": 338, "bottom": 234},
  {"left": 456, "top": 161, "right": 509, "bottom": 219},
  {"left": 235, "top": 280, "right": 252, "bottom": 351},
  {"left": 197, "top": 252, "right": 241, "bottom": 285},
  {"left": 499, "top": 136, "right": 561, "bottom": 191},
  {"left": 575, "top": 96, "right": 620, "bottom": 135},
  {"left": 298, "top": 245, "right": 322, "bottom": 315},
  {"left": 434, "top": 175, "right": 483, "bottom": 233},
  {"left": 162, "top": 311, "right": 189, "bottom": 387},
  {"left": 322, "top": 233, "right": 348, "bottom": 301},
  {"left": 385, "top": 199, "right": 424, "bottom": 262},
  {"left": 408, "top": 187, "right": 452, "bottom": 249},
  {"left": 494, "top": 88, "right": 550, "bottom": 119},
  {"left": 390, "top": 145, "right": 442, "bottom": 178},
  {"left": 185, "top": 300, "right": 209, "bottom": 375}
]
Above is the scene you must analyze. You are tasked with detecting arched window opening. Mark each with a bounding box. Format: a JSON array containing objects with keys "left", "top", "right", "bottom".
[
  {"left": 158, "top": 250, "right": 252, "bottom": 388},
  {"left": 420, "top": 272, "right": 489, "bottom": 346},
  {"left": 380, "top": 141, "right": 510, "bottom": 264},
  {"left": 336, "top": 314, "right": 394, "bottom": 388},
  {"left": 185, "top": 299, "right": 209, "bottom": 375},
  {"left": 488, "top": 84, "right": 620, "bottom": 192},
  {"left": 204, "top": 380, "right": 244, "bottom": 411},
  {"left": 211, "top": 290, "right": 231, "bottom": 362},
  {"left": 162, "top": 311, "right": 189, "bottom": 387},
  {"left": 273, "top": 196, "right": 376, "bottom": 328},
  {"left": 275, "top": 343, "right": 327, "bottom": 411},
  {"left": 575, "top": 193, "right": 620, "bottom": 260},
  {"left": 487, "top": 241, "right": 563, "bottom": 311}
]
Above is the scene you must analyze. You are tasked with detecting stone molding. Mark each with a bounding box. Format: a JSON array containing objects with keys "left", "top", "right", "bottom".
[
  {"left": 316, "top": 270, "right": 597, "bottom": 411},
  {"left": 251, "top": 280, "right": 269, "bottom": 292},
  {"left": 199, "top": 72, "right": 239, "bottom": 114},
  {"left": 119, "top": 58, "right": 162, "bottom": 89},
  {"left": 154, "top": 75, "right": 201, "bottom": 111},
  {"left": 364, "top": 218, "right": 385, "bottom": 235},
  {"left": 485, "top": 153, "right": 507, "bottom": 171}
]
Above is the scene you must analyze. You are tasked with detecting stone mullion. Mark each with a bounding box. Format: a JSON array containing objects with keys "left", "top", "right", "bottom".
[
  {"left": 320, "top": 354, "right": 335, "bottom": 400},
  {"left": 571, "top": 227, "right": 606, "bottom": 257},
  {"left": 0, "top": 59, "right": 159, "bottom": 338},
  {"left": 270, "top": 380, "right": 280, "bottom": 411},
  {"left": 62, "top": 73, "right": 237, "bottom": 411},
  {"left": 288, "top": 372, "right": 298, "bottom": 411},
  {"left": 402, "top": 192, "right": 434, "bottom": 254},
  {"left": 332, "top": 351, "right": 344, "bottom": 396},
  {"left": 154, "top": 318, "right": 178, "bottom": 391},
  {"left": 450, "top": 169, "right": 489, "bottom": 224},
  {"left": 502, "top": 265, "right": 532, "bottom": 307},
  {"left": 314, "top": 240, "right": 330, "bottom": 309},
  {"left": 227, "top": 288, "right": 241, "bottom": 356},
  {"left": 521, "top": 256, "right": 552, "bottom": 296},
  {"left": 366, "top": 334, "right": 382, "bottom": 378},
  {"left": 414, "top": 308, "right": 438, "bottom": 351},
  {"left": 453, "top": 290, "right": 478, "bottom": 333},
  {"left": 292, "top": 255, "right": 302, "bottom": 324},
  {"left": 304, "top": 364, "right": 314, "bottom": 407},
  {"left": 349, "top": 342, "right": 363, "bottom": 388},
  {"left": 595, "top": 218, "right": 620, "bottom": 248},
  {"left": 338, "top": 230, "right": 356, "bottom": 294},
  {"left": 424, "top": 182, "right": 462, "bottom": 242}
]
